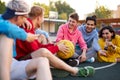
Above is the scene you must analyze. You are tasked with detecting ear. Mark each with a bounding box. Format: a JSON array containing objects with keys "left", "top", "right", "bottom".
[
  {"left": 37, "top": 17, "right": 39, "bottom": 20},
  {"left": 14, "top": 16, "right": 19, "bottom": 21},
  {"left": 111, "top": 32, "right": 114, "bottom": 36},
  {"left": 37, "top": 16, "right": 41, "bottom": 21}
]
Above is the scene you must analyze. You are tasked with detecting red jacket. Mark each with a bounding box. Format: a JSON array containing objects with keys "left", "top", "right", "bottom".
[{"left": 15, "top": 18, "right": 59, "bottom": 60}]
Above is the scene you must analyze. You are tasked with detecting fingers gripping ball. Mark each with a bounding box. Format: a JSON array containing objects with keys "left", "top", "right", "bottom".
[{"left": 57, "top": 40, "right": 75, "bottom": 59}]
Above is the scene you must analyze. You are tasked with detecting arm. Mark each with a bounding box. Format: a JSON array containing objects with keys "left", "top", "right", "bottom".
[
  {"left": 41, "top": 31, "right": 52, "bottom": 43},
  {"left": 22, "top": 19, "right": 32, "bottom": 30},
  {"left": 92, "top": 32, "right": 107, "bottom": 56},
  {"left": 78, "top": 32, "right": 87, "bottom": 50},
  {"left": 8, "top": 25, "right": 38, "bottom": 42},
  {"left": 37, "top": 34, "right": 48, "bottom": 44},
  {"left": 56, "top": 25, "right": 64, "bottom": 42},
  {"left": 0, "top": 35, "right": 13, "bottom": 80},
  {"left": 78, "top": 48, "right": 87, "bottom": 62},
  {"left": 36, "top": 29, "right": 49, "bottom": 38},
  {"left": 107, "top": 36, "right": 120, "bottom": 54},
  {"left": 35, "top": 29, "right": 52, "bottom": 44},
  {"left": 77, "top": 32, "right": 87, "bottom": 62},
  {"left": 93, "top": 37, "right": 107, "bottom": 56},
  {"left": 92, "top": 35, "right": 101, "bottom": 51},
  {"left": 3, "top": 22, "right": 37, "bottom": 42}
]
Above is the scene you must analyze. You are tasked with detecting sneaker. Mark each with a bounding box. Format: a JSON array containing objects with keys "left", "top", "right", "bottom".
[
  {"left": 86, "top": 57, "right": 95, "bottom": 63},
  {"left": 73, "top": 66, "right": 95, "bottom": 77},
  {"left": 50, "top": 68, "right": 70, "bottom": 77},
  {"left": 66, "top": 59, "right": 79, "bottom": 67}
]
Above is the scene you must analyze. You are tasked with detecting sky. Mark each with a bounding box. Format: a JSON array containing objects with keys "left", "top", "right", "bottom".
[{"left": 2, "top": 0, "right": 120, "bottom": 19}]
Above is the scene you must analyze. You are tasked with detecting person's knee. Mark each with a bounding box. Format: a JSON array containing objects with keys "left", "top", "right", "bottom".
[
  {"left": 37, "top": 57, "right": 49, "bottom": 65},
  {"left": 38, "top": 48, "right": 52, "bottom": 57},
  {"left": 25, "top": 57, "right": 49, "bottom": 77},
  {"left": 31, "top": 48, "right": 52, "bottom": 58}
]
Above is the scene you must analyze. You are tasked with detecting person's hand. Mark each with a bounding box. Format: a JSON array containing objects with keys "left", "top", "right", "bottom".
[
  {"left": 22, "top": 19, "right": 32, "bottom": 30},
  {"left": 26, "top": 33, "right": 38, "bottom": 42},
  {"left": 37, "top": 34, "right": 47, "bottom": 44},
  {"left": 106, "top": 40, "right": 113, "bottom": 46},
  {"left": 99, "top": 49, "right": 107, "bottom": 56},
  {"left": 78, "top": 53, "right": 86, "bottom": 62},
  {"left": 47, "top": 38, "right": 53, "bottom": 44},
  {"left": 57, "top": 42, "right": 69, "bottom": 55},
  {"left": 105, "top": 40, "right": 116, "bottom": 49}
]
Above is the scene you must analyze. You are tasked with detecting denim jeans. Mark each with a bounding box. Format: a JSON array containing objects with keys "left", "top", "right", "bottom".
[{"left": 72, "top": 45, "right": 97, "bottom": 60}]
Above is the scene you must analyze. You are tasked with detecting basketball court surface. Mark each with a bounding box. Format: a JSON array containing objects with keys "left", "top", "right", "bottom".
[{"left": 53, "top": 62, "right": 120, "bottom": 80}]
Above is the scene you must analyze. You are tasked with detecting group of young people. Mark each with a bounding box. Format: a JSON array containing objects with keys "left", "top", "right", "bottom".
[
  {"left": 56, "top": 11, "right": 120, "bottom": 64},
  {"left": 56, "top": 12, "right": 120, "bottom": 64},
  {"left": 0, "top": 0, "right": 120, "bottom": 80},
  {"left": 0, "top": 0, "right": 95, "bottom": 80}
]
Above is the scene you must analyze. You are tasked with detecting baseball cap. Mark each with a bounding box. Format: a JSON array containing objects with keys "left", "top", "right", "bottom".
[{"left": 2, "top": 7, "right": 29, "bottom": 20}]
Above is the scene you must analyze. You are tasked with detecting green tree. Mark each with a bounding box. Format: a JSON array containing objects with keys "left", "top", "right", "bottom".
[
  {"left": 49, "top": 1, "right": 57, "bottom": 11},
  {"left": 55, "top": 0, "right": 75, "bottom": 19},
  {"left": 34, "top": 1, "right": 75, "bottom": 19},
  {"left": 59, "top": 13, "right": 67, "bottom": 20},
  {"left": 95, "top": 6, "right": 112, "bottom": 19},
  {"left": 0, "top": 0, "right": 6, "bottom": 14}
]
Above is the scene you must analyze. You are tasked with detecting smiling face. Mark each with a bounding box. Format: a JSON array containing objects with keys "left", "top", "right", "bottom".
[
  {"left": 68, "top": 17, "right": 78, "bottom": 29},
  {"left": 68, "top": 12, "right": 79, "bottom": 29},
  {"left": 102, "top": 29, "right": 113, "bottom": 41},
  {"left": 85, "top": 20, "right": 95, "bottom": 33}
]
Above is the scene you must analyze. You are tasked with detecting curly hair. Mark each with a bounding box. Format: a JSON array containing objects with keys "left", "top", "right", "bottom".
[{"left": 99, "top": 26, "right": 116, "bottom": 39}]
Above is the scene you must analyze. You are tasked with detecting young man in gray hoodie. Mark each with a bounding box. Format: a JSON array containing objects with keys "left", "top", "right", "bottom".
[{"left": 68, "top": 16, "right": 104, "bottom": 66}]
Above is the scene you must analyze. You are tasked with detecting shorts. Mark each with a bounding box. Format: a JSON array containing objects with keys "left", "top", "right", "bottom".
[{"left": 11, "top": 58, "right": 30, "bottom": 80}]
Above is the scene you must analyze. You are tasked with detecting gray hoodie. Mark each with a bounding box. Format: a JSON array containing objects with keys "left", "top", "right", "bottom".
[{"left": 78, "top": 24, "right": 100, "bottom": 51}]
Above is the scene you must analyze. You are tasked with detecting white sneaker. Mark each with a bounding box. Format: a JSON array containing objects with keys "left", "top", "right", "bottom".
[{"left": 86, "top": 57, "right": 95, "bottom": 63}]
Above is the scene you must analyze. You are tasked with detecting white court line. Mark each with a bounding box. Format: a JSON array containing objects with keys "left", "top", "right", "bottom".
[{"left": 94, "top": 62, "right": 117, "bottom": 70}]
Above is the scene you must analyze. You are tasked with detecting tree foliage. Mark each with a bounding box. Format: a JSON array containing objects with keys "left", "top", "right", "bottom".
[
  {"left": 59, "top": 13, "right": 67, "bottom": 20},
  {"left": 49, "top": 1, "right": 57, "bottom": 11},
  {"left": 95, "top": 6, "right": 112, "bottom": 19},
  {"left": 34, "top": 1, "right": 75, "bottom": 19},
  {"left": 87, "top": 6, "right": 112, "bottom": 19},
  {"left": 54, "top": 1, "right": 75, "bottom": 19},
  {"left": 0, "top": 0, "right": 6, "bottom": 14}
]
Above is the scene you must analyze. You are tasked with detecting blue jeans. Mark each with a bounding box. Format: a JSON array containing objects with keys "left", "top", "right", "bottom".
[{"left": 72, "top": 45, "right": 97, "bottom": 60}]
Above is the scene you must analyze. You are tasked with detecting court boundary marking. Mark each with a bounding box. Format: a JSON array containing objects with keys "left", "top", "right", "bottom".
[{"left": 94, "top": 62, "right": 117, "bottom": 70}]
